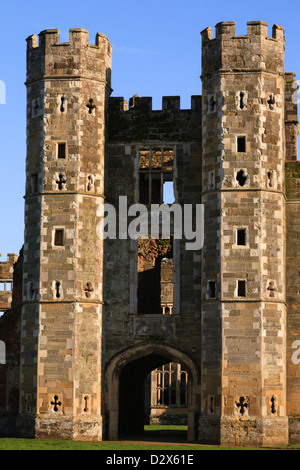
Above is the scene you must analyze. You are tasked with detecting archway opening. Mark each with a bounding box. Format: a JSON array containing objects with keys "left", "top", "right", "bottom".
[{"left": 118, "top": 353, "right": 191, "bottom": 442}]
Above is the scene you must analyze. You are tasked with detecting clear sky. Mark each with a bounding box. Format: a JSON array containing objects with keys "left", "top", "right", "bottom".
[{"left": 0, "top": 0, "right": 299, "bottom": 259}]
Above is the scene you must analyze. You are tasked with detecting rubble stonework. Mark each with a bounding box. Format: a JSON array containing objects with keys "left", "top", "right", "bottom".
[{"left": 0, "top": 21, "right": 299, "bottom": 446}]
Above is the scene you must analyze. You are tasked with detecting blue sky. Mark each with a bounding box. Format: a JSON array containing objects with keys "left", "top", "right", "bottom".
[{"left": 0, "top": 0, "right": 299, "bottom": 259}]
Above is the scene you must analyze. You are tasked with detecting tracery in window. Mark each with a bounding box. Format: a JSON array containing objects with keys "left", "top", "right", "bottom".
[{"left": 152, "top": 363, "right": 188, "bottom": 407}]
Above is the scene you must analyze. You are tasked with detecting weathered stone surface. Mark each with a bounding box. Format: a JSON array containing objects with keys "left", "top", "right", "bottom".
[{"left": 0, "top": 21, "right": 299, "bottom": 446}]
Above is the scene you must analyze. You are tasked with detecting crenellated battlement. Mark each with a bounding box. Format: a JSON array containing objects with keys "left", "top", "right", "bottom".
[
  {"left": 110, "top": 95, "right": 202, "bottom": 113},
  {"left": 201, "top": 21, "right": 285, "bottom": 76},
  {"left": 26, "top": 28, "right": 112, "bottom": 84},
  {"left": 201, "top": 21, "right": 284, "bottom": 42},
  {"left": 27, "top": 28, "right": 111, "bottom": 51},
  {"left": 108, "top": 95, "right": 202, "bottom": 142}
]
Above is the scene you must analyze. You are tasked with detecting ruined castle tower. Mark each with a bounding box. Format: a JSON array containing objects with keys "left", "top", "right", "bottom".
[
  {"left": 0, "top": 21, "right": 298, "bottom": 447},
  {"left": 18, "top": 29, "right": 112, "bottom": 439},
  {"left": 200, "top": 21, "right": 288, "bottom": 445}
]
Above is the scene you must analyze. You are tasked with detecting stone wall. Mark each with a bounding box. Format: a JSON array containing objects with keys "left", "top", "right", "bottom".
[{"left": 0, "top": 250, "right": 22, "bottom": 436}]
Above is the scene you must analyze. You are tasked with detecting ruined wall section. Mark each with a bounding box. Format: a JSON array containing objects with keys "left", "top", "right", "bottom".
[
  {"left": 0, "top": 254, "right": 18, "bottom": 312},
  {"left": 19, "top": 29, "right": 112, "bottom": 440},
  {"left": 200, "top": 21, "right": 288, "bottom": 446},
  {"left": 0, "top": 250, "right": 23, "bottom": 436},
  {"left": 105, "top": 95, "right": 202, "bottom": 378}
]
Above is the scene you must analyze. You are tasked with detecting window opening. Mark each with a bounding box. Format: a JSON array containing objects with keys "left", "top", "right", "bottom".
[
  {"left": 209, "top": 95, "right": 216, "bottom": 112},
  {"left": 55, "top": 282, "right": 61, "bottom": 299},
  {"left": 28, "top": 282, "right": 35, "bottom": 300},
  {"left": 163, "top": 181, "right": 175, "bottom": 204},
  {"left": 267, "top": 281, "right": 276, "bottom": 298},
  {"left": 60, "top": 96, "right": 65, "bottom": 113},
  {"left": 153, "top": 363, "right": 188, "bottom": 407},
  {"left": 56, "top": 174, "right": 66, "bottom": 190},
  {"left": 207, "top": 281, "right": 216, "bottom": 299},
  {"left": 237, "top": 229, "right": 246, "bottom": 246},
  {"left": 51, "top": 395, "right": 62, "bottom": 412},
  {"left": 236, "top": 396, "right": 248, "bottom": 415},
  {"left": 267, "top": 170, "right": 274, "bottom": 188},
  {"left": 239, "top": 92, "right": 246, "bottom": 110},
  {"left": 31, "top": 174, "right": 38, "bottom": 193},
  {"left": 139, "top": 148, "right": 174, "bottom": 205},
  {"left": 236, "top": 169, "right": 247, "bottom": 187},
  {"left": 54, "top": 229, "right": 64, "bottom": 247},
  {"left": 57, "top": 143, "right": 66, "bottom": 159},
  {"left": 238, "top": 280, "right": 246, "bottom": 297},
  {"left": 209, "top": 396, "right": 214, "bottom": 414},
  {"left": 237, "top": 136, "right": 246, "bottom": 153},
  {"left": 271, "top": 396, "right": 276, "bottom": 414},
  {"left": 87, "top": 175, "right": 95, "bottom": 192},
  {"left": 268, "top": 94, "right": 276, "bottom": 110},
  {"left": 86, "top": 98, "right": 96, "bottom": 114},
  {"left": 138, "top": 237, "right": 173, "bottom": 315}
]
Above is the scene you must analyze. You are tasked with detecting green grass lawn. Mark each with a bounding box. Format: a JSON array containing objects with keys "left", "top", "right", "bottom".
[{"left": 0, "top": 425, "right": 299, "bottom": 450}]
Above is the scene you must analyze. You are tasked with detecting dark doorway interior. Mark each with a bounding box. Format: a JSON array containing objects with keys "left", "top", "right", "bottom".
[{"left": 118, "top": 354, "right": 188, "bottom": 442}]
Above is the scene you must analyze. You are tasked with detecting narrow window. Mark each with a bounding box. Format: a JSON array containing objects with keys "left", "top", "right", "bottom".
[
  {"left": 87, "top": 175, "right": 95, "bottom": 192},
  {"left": 0, "top": 282, "right": 5, "bottom": 291},
  {"left": 54, "top": 229, "right": 64, "bottom": 247},
  {"left": 271, "top": 396, "right": 276, "bottom": 414},
  {"left": 239, "top": 92, "right": 246, "bottom": 110},
  {"left": 57, "top": 143, "right": 66, "bottom": 159},
  {"left": 33, "top": 99, "right": 39, "bottom": 116},
  {"left": 60, "top": 96, "right": 66, "bottom": 113},
  {"left": 209, "top": 95, "right": 216, "bottom": 112},
  {"left": 208, "top": 170, "right": 215, "bottom": 190},
  {"left": 237, "top": 229, "right": 246, "bottom": 246},
  {"left": 28, "top": 282, "right": 35, "bottom": 300},
  {"left": 55, "top": 281, "right": 61, "bottom": 299},
  {"left": 267, "top": 170, "right": 275, "bottom": 188},
  {"left": 237, "top": 136, "right": 246, "bottom": 153},
  {"left": 268, "top": 94, "right": 275, "bottom": 110},
  {"left": 238, "top": 280, "right": 246, "bottom": 297},
  {"left": 207, "top": 281, "right": 216, "bottom": 299},
  {"left": 83, "top": 396, "right": 89, "bottom": 413},
  {"left": 5, "top": 282, "right": 12, "bottom": 291},
  {"left": 31, "top": 174, "right": 38, "bottom": 193}
]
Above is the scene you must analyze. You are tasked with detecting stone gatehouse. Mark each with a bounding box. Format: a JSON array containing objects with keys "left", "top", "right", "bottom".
[{"left": 0, "top": 21, "right": 299, "bottom": 447}]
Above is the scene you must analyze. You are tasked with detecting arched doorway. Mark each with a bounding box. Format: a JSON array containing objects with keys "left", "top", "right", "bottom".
[{"left": 105, "top": 343, "right": 199, "bottom": 442}]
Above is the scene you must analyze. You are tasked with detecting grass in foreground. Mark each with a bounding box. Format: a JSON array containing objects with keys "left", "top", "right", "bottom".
[{"left": 0, "top": 425, "right": 299, "bottom": 450}]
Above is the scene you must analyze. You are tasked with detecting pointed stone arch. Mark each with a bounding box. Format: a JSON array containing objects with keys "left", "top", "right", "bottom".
[{"left": 105, "top": 342, "right": 200, "bottom": 442}]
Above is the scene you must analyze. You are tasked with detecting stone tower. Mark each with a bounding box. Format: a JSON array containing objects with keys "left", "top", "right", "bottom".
[
  {"left": 18, "top": 29, "right": 112, "bottom": 439},
  {"left": 200, "top": 22, "right": 288, "bottom": 445}
]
